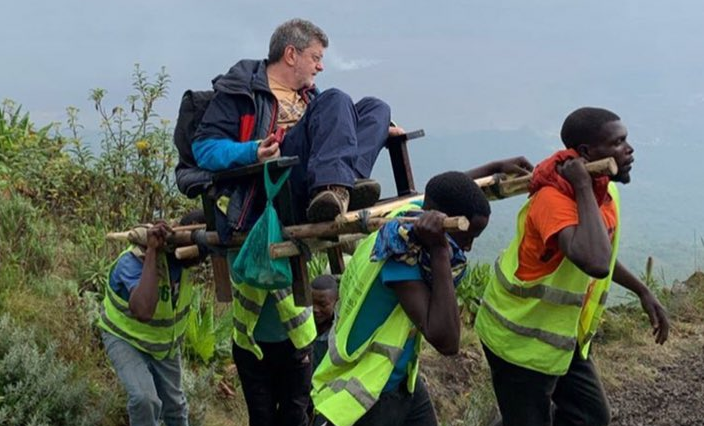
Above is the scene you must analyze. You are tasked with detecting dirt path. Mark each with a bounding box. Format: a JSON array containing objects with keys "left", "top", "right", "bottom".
[{"left": 608, "top": 344, "right": 704, "bottom": 426}]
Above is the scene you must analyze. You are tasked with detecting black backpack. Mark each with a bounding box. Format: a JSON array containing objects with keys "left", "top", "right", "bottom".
[
  {"left": 173, "top": 89, "right": 214, "bottom": 170},
  {"left": 173, "top": 90, "right": 216, "bottom": 198}
]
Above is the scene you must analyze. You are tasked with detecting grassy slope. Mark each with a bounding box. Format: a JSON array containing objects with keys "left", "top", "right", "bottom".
[
  {"left": 421, "top": 271, "right": 704, "bottom": 426},
  {"left": 2, "top": 191, "right": 703, "bottom": 425}
]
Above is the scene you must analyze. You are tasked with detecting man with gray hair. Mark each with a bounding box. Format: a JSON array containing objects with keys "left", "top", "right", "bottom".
[
  {"left": 193, "top": 18, "right": 401, "bottom": 225},
  {"left": 191, "top": 19, "right": 400, "bottom": 426}
]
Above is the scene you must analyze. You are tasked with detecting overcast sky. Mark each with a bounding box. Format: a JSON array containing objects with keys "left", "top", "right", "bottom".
[
  {"left": 2, "top": 0, "right": 704, "bottom": 278},
  {"left": 2, "top": 1, "right": 703, "bottom": 139}
]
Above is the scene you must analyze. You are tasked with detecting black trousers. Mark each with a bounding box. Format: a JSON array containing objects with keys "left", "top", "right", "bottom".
[
  {"left": 483, "top": 344, "right": 611, "bottom": 426},
  {"left": 351, "top": 378, "right": 437, "bottom": 426},
  {"left": 232, "top": 340, "right": 313, "bottom": 426}
]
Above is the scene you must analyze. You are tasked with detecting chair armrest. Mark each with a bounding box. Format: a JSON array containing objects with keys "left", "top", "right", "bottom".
[
  {"left": 385, "top": 129, "right": 425, "bottom": 147},
  {"left": 212, "top": 156, "right": 300, "bottom": 185}
]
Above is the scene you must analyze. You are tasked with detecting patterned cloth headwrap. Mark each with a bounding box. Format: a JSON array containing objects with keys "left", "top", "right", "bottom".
[{"left": 370, "top": 210, "right": 468, "bottom": 285}]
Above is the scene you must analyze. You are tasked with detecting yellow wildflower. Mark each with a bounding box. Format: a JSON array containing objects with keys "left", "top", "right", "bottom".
[{"left": 135, "top": 139, "right": 150, "bottom": 153}]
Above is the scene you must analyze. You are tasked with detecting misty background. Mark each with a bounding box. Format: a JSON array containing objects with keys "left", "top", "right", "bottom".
[{"left": 2, "top": 1, "right": 703, "bottom": 282}]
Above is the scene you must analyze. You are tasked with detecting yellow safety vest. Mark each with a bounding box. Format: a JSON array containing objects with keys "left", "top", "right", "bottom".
[
  {"left": 231, "top": 282, "right": 316, "bottom": 360},
  {"left": 475, "top": 183, "right": 621, "bottom": 375},
  {"left": 312, "top": 204, "right": 422, "bottom": 426},
  {"left": 98, "top": 248, "right": 194, "bottom": 360}
]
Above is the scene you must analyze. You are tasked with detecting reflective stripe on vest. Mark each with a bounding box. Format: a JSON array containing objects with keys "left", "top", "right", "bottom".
[
  {"left": 231, "top": 281, "right": 316, "bottom": 360},
  {"left": 475, "top": 183, "right": 620, "bottom": 375},
  {"left": 326, "top": 326, "right": 406, "bottom": 367},
  {"left": 312, "top": 204, "right": 423, "bottom": 426},
  {"left": 98, "top": 248, "right": 193, "bottom": 360},
  {"left": 100, "top": 311, "right": 186, "bottom": 353},
  {"left": 327, "top": 378, "right": 376, "bottom": 410},
  {"left": 480, "top": 300, "right": 577, "bottom": 351},
  {"left": 494, "top": 258, "right": 584, "bottom": 307},
  {"left": 105, "top": 289, "right": 191, "bottom": 327}
]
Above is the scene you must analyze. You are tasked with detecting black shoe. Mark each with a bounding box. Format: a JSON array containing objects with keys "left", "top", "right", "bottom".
[
  {"left": 306, "top": 186, "right": 350, "bottom": 223},
  {"left": 348, "top": 179, "right": 381, "bottom": 211}
]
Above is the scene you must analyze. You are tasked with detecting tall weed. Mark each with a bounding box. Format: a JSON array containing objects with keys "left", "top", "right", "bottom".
[
  {"left": 0, "top": 194, "right": 58, "bottom": 278},
  {"left": 0, "top": 315, "right": 107, "bottom": 426}
]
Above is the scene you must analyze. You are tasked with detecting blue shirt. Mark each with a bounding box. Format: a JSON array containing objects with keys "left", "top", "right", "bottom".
[
  {"left": 346, "top": 259, "right": 423, "bottom": 392},
  {"left": 109, "top": 252, "right": 183, "bottom": 304}
]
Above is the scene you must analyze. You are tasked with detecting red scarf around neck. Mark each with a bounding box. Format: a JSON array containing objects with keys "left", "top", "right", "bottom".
[{"left": 528, "top": 149, "right": 610, "bottom": 205}]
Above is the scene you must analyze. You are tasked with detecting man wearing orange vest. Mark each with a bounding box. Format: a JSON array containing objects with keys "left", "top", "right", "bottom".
[{"left": 475, "top": 107, "right": 670, "bottom": 426}]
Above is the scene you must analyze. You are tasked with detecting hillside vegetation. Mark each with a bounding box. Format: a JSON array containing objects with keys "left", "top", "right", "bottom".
[{"left": 1, "top": 68, "right": 702, "bottom": 426}]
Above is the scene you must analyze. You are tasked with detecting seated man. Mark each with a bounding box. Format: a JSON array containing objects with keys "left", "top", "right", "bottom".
[
  {"left": 192, "top": 18, "right": 403, "bottom": 225},
  {"left": 311, "top": 170, "right": 492, "bottom": 426},
  {"left": 98, "top": 211, "right": 206, "bottom": 426}
]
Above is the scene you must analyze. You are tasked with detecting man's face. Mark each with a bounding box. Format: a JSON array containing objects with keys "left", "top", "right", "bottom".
[
  {"left": 449, "top": 214, "right": 489, "bottom": 252},
  {"left": 584, "top": 120, "right": 635, "bottom": 184},
  {"left": 292, "top": 40, "right": 325, "bottom": 89},
  {"left": 312, "top": 288, "right": 337, "bottom": 327}
]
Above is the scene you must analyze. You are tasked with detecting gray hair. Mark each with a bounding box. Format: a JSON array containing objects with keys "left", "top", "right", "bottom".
[{"left": 268, "top": 19, "right": 328, "bottom": 63}]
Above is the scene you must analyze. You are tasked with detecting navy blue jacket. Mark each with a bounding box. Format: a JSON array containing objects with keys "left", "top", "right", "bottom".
[{"left": 191, "top": 59, "right": 316, "bottom": 231}]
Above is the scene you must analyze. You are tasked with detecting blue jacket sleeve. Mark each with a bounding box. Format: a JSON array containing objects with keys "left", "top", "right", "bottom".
[
  {"left": 192, "top": 90, "right": 259, "bottom": 171},
  {"left": 192, "top": 139, "right": 258, "bottom": 171}
]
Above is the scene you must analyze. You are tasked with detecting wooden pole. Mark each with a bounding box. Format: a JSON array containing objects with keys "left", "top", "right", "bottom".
[
  {"left": 109, "top": 216, "right": 467, "bottom": 248},
  {"left": 109, "top": 157, "right": 617, "bottom": 253},
  {"left": 336, "top": 157, "right": 617, "bottom": 223},
  {"left": 176, "top": 233, "right": 370, "bottom": 260},
  {"left": 175, "top": 245, "right": 200, "bottom": 260},
  {"left": 268, "top": 233, "right": 367, "bottom": 259}
]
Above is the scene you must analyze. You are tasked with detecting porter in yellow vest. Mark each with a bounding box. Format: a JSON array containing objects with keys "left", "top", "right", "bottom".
[
  {"left": 312, "top": 171, "right": 492, "bottom": 426},
  {"left": 229, "top": 262, "right": 317, "bottom": 426},
  {"left": 99, "top": 214, "right": 205, "bottom": 426},
  {"left": 475, "top": 108, "right": 670, "bottom": 426}
]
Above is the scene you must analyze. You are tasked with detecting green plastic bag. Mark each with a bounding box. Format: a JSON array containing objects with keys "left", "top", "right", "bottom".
[{"left": 233, "top": 162, "right": 293, "bottom": 289}]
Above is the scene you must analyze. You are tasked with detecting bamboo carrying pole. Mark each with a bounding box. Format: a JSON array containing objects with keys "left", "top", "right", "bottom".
[
  {"left": 336, "top": 157, "right": 617, "bottom": 224},
  {"left": 110, "top": 157, "right": 617, "bottom": 259},
  {"left": 110, "top": 216, "right": 468, "bottom": 246}
]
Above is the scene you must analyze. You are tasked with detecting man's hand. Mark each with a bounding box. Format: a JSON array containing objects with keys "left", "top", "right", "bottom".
[
  {"left": 613, "top": 261, "right": 669, "bottom": 345},
  {"left": 388, "top": 126, "right": 406, "bottom": 137},
  {"left": 465, "top": 156, "right": 533, "bottom": 179},
  {"left": 492, "top": 156, "right": 534, "bottom": 176},
  {"left": 640, "top": 291, "right": 670, "bottom": 344},
  {"left": 414, "top": 210, "right": 449, "bottom": 250},
  {"left": 558, "top": 157, "right": 592, "bottom": 190},
  {"left": 257, "top": 134, "right": 281, "bottom": 163},
  {"left": 146, "top": 221, "right": 171, "bottom": 250}
]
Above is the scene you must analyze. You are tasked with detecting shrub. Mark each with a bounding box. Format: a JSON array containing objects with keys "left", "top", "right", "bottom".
[
  {"left": 182, "top": 365, "right": 216, "bottom": 426},
  {"left": 0, "top": 315, "right": 106, "bottom": 426},
  {"left": 0, "top": 194, "right": 58, "bottom": 278}
]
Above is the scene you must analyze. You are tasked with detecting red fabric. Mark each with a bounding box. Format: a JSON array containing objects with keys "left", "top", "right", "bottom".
[
  {"left": 238, "top": 114, "right": 256, "bottom": 141},
  {"left": 529, "top": 149, "right": 610, "bottom": 205}
]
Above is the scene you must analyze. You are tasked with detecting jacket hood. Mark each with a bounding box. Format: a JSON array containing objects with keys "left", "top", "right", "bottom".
[
  {"left": 213, "top": 59, "right": 271, "bottom": 95},
  {"left": 213, "top": 58, "right": 319, "bottom": 98}
]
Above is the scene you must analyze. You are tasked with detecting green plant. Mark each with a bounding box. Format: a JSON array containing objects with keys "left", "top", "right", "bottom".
[
  {"left": 89, "top": 64, "right": 185, "bottom": 226},
  {"left": 182, "top": 365, "right": 216, "bottom": 426},
  {"left": 456, "top": 262, "right": 492, "bottom": 326},
  {"left": 0, "top": 315, "right": 105, "bottom": 426},
  {"left": 0, "top": 194, "right": 58, "bottom": 278},
  {"left": 184, "top": 287, "right": 216, "bottom": 364}
]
